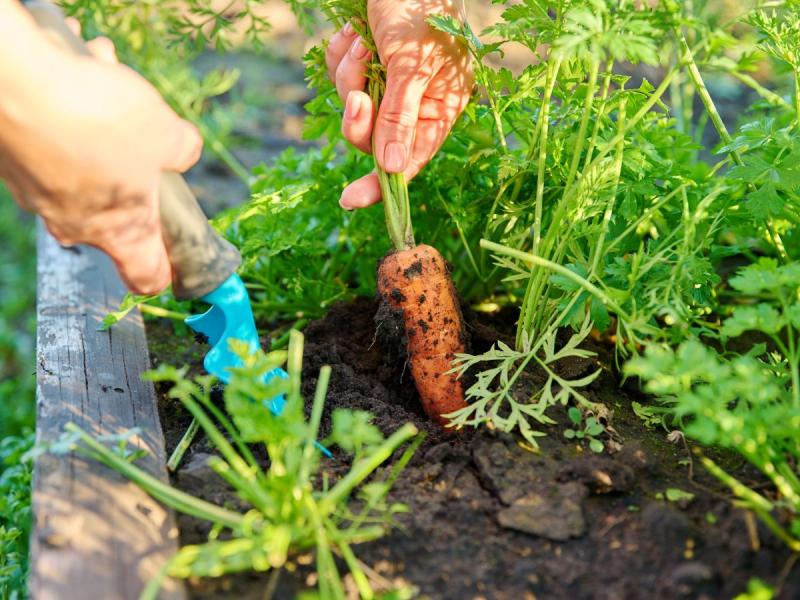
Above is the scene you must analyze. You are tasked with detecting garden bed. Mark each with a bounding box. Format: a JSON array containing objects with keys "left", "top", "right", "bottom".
[{"left": 147, "top": 299, "right": 800, "bottom": 599}]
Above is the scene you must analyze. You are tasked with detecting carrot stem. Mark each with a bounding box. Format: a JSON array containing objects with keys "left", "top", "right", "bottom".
[
  {"left": 364, "top": 27, "right": 415, "bottom": 251},
  {"left": 376, "top": 169, "right": 415, "bottom": 251}
]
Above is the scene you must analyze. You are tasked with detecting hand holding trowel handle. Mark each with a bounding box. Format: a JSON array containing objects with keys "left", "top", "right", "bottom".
[{"left": 24, "top": 2, "right": 284, "bottom": 395}]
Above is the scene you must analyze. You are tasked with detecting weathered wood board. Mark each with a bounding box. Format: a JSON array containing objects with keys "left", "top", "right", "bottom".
[{"left": 31, "top": 224, "right": 185, "bottom": 600}]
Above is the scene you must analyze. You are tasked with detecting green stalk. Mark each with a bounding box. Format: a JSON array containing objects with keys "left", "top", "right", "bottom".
[
  {"left": 336, "top": 540, "right": 374, "bottom": 600},
  {"left": 288, "top": 330, "right": 304, "bottom": 400},
  {"left": 701, "top": 455, "right": 800, "bottom": 552},
  {"left": 152, "top": 72, "right": 253, "bottom": 185},
  {"left": 66, "top": 423, "right": 244, "bottom": 530},
  {"left": 195, "top": 388, "right": 264, "bottom": 477},
  {"left": 583, "top": 60, "right": 614, "bottom": 171},
  {"left": 376, "top": 170, "right": 415, "bottom": 251},
  {"left": 301, "top": 366, "right": 331, "bottom": 485},
  {"left": 166, "top": 418, "right": 200, "bottom": 472},
  {"left": 588, "top": 95, "right": 626, "bottom": 277},
  {"left": 517, "top": 67, "right": 679, "bottom": 345},
  {"left": 481, "top": 240, "right": 632, "bottom": 321},
  {"left": 728, "top": 70, "right": 792, "bottom": 112},
  {"left": 532, "top": 58, "right": 562, "bottom": 256},
  {"left": 779, "top": 303, "right": 800, "bottom": 409},
  {"left": 677, "top": 35, "right": 740, "bottom": 165},
  {"left": 320, "top": 423, "right": 418, "bottom": 515},
  {"left": 794, "top": 69, "right": 800, "bottom": 122},
  {"left": 678, "top": 32, "right": 789, "bottom": 260},
  {"left": 368, "top": 61, "right": 415, "bottom": 251},
  {"left": 177, "top": 392, "right": 264, "bottom": 500},
  {"left": 139, "top": 304, "right": 189, "bottom": 322},
  {"left": 271, "top": 320, "right": 308, "bottom": 351},
  {"left": 563, "top": 58, "right": 599, "bottom": 197}
]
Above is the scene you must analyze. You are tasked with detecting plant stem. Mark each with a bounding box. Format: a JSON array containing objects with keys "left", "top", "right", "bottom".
[
  {"left": 301, "top": 366, "right": 331, "bottom": 484},
  {"left": 139, "top": 304, "right": 189, "bottom": 322},
  {"left": 376, "top": 170, "right": 415, "bottom": 251},
  {"left": 481, "top": 240, "right": 632, "bottom": 321},
  {"left": 727, "top": 70, "right": 792, "bottom": 112},
  {"left": 701, "top": 455, "right": 800, "bottom": 552},
  {"left": 564, "top": 58, "right": 599, "bottom": 197},
  {"left": 288, "top": 330, "right": 304, "bottom": 400},
  {"left": 533, "top": 58, "right": 562, "bottom": 257},
  {"left": 271, "top": 319, "right": 308, "bottom": 351},
  {"left": 167, "top": 418, "right": 200, "bottom": 472},
  {"left": 320, "top": 423, "right": 418, "bottom": 515},
  {"left": 678, "top": 35, "right": 740, "bottom": 164},
  {"left": 66, "top": 423, "right": 244, "bottom": 530},
  {"left": 588, "top": 91, "right": 626, "bottom": 278},
  {"left": 368, "top": 59, "right": 415, "bottom": 251}
]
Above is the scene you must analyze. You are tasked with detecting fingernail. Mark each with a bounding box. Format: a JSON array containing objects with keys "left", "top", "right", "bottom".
[
  {"left": 339, "top": 196, "right": 354, "bottom": 211},
  {"left": 345, "top": 93, "right": 363, "bottom": 120},
  {"left": 343, "top": 22, "right": 355, "bottom": 36},
  {"left": 384, "top": 142, "right": 407, "bottom": 173},
  {"left": 350, "top": 38, "right": 369, "bottom": 60}
]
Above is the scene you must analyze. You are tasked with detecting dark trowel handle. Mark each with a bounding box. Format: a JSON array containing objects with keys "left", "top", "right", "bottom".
[{"left": 25, "top": 2, "right": 242, "bottom": 300}]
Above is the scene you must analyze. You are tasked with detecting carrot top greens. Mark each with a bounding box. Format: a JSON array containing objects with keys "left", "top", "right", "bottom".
[{"left": 321, "top": 0, "right": 415, "bottom": 251}]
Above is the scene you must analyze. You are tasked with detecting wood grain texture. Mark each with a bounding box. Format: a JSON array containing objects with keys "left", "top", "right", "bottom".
[{"left": 31, "top": 224, "right": 185, "bottom": 600}]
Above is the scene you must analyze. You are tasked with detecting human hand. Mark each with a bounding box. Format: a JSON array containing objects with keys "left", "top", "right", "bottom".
[
  {"left": 325, "top": 0, "right": 473, "bottom": 209},
  {"left": 0, "top": 14, "right": 201, "bottom": 294}
]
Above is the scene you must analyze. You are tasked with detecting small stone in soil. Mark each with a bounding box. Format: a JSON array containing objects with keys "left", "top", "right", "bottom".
[
  {"left": 557, "top": 455, "right": 636, "bottom": 494},
  {"left": 497, "top": 482, "right": 588, "bottom": 541}
]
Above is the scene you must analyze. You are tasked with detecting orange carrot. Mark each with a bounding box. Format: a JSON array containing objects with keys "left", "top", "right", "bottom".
[{"left": 377, "top": 244, "right": 468, "bottom": 425}]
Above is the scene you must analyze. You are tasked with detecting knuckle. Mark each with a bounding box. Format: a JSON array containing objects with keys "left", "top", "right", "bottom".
[{"left": 379, "top": 109, "right": 417, "bottom": 131}]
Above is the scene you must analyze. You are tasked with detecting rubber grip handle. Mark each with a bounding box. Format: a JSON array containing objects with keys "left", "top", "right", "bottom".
[{"left": 25, "top": 2, "right": 242, "bottom": 300}]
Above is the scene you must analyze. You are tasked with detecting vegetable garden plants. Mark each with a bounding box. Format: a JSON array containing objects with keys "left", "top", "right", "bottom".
[
  {"left": 50, "top": 0, "right": 800, "bottom": 598},
  {"left": 145, "top": 300, "right": 799, "bottom": 599}
]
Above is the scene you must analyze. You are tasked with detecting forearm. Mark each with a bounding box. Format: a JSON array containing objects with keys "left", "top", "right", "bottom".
[{"left": 0, "top": 1, "right": 60, "bottom": 127}]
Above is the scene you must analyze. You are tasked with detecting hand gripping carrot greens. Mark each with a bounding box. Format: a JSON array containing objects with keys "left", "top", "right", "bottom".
[{"left": 322, "top": 0, "right": 468, "bottom": 426}]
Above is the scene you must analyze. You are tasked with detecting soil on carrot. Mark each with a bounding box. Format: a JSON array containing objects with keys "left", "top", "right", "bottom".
[{"left": 147, "top": 299, "right": 800, "bottom": 600}]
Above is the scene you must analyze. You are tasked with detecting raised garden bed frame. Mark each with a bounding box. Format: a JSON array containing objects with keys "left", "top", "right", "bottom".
[{"left": 31, "top": 224, "right": 184, "bottom": 600}]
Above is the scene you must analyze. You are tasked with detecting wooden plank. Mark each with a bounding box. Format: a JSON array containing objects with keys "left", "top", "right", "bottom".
[{"left": 31, "top": 223, "right": 185, "bottom": 600}]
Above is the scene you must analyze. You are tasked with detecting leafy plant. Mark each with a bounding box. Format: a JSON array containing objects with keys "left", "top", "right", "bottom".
[
  {"left": 49, "top": 332, "right": 420, "bottom": 599},
  {"left": 0, "top": 436, "right": 33, "bottom": 600},
  {"left": 451, "top": 316, "right": 600, "bottom": 448},
  {"left": 0, "top": 184, "right": 35, "bottom": 600},
  {"left": 627, "top": 258, "right": 800, "bottom": 550},
  {"left": 564, "top": 406, "right": 606, "bottom": 453}
]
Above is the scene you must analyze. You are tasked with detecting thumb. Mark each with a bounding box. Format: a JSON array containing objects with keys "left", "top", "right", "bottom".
[{"left": 158, "top": 110, "right": 204, "bottom": 174}]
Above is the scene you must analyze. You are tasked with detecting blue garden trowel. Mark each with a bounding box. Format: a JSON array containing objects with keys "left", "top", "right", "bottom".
[{"left": 28, "top": 2, "right": 288, "bottom": 416}]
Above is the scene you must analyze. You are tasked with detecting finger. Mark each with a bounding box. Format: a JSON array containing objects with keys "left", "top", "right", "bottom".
[
  {"left": 42, "top": 219, "right": 76, "bottom": 247},
  {"left": 335, "top": 36, "right": 371, "bottom": 102},
  {"left": 374, "top": 54, "right": 437, "bottom": 174},
  {"left": 100, "top": 194, "right": 171, "bottom": 295},
  {"left": 65, "top": 17, "right": 81, "bottom": 38},
  {"left": 86, "top": 36, "right": 117, "bottom": 63},
  {"left": 109, "top": 233, "right": 171, "bottom": 295},
  {"left": 339, "top": 172, "right": 382, "bottom": 210},
  {"left": 342, "top": 91, "right": 374, "bottom": 154},
  {"left": 325, "top": 22, "right": 357, "bottom": 82},
  {"left": 406, "top": 92, "right": 468, "bottom": 173},
  {"left": 404, "top": 118, "right": 451, "bottom": 184},
  {"left": 159, "top": 116, "right": 203, "bottom": 173}
]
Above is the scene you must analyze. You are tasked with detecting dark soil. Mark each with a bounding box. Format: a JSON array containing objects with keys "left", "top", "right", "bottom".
[{"left": 147, "top": 299, "right": 800, "bottom": 600}]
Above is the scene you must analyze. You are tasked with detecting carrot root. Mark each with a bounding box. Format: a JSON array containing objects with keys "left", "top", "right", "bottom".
[{"left": 377, "top": 244, "right": 468, "bottom": 426}]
